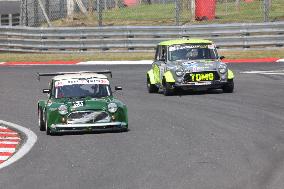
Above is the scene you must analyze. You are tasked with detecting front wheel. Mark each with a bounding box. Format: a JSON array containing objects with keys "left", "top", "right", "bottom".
[
  {"left": 163, "top": 81, "right": 175, "bottom": 96},
  {"left": 223, "top": 79, "right": 234, "bottom": 93},
  {"left": 38, "top": 108, "right": 45, "bottom": 131},
  {"left": 147, "top": 76, "right": 159, "bottom": 93},
  {"left": 45, "top": 119, "right": 52, "bottom": 135}
]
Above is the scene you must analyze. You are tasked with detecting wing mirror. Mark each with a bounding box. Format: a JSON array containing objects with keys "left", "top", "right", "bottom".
[
  {"left": 220, "top": 56, "right": 225, "bottom": 60},
  {"left": 115, "top": 86, "right": 122, "bottom": 91},
  {"left": 43, "top": 89, "right": 51, "bottom": 94}
]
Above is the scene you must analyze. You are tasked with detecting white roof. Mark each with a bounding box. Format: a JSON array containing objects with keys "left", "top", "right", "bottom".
[{"left": 53, "top": 73, "right": 108, "bottom": 81}]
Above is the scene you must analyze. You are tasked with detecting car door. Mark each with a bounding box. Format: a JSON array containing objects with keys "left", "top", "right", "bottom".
[{"left": 153, "top": 45, "right": 167, "bottom": 84}]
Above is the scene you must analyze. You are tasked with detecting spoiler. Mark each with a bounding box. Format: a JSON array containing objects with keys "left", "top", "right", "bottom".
[{"left": 37, "top": 70, "right": 112, "bottom": 80}]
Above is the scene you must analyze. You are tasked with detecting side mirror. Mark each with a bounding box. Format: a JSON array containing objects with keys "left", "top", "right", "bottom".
[
  {"left": 220, "top": 56, "right": 225, "bottom": 60},
  {"left": 43, "top": 89, "right": 51, "bottom": 94},
  {"left": 115, "top": 86, "right": 122, "bottom": 91}
]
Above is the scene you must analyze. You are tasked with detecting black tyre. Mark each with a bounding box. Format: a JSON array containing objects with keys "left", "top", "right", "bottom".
[
  {"left": 223, "top": 79, "right": 234, "bottom": 93},
  {"left": 38, "top": 108, "right": 45, "bottom": 131},
  {"left": 45, "top": 119, "right": 52, "bottom": 135},
  {"left": 147, "top": 76, "right": 159, "bottom": 93},
  {"left": 163, "top": 81, "right": 175, "bottom": 96}
]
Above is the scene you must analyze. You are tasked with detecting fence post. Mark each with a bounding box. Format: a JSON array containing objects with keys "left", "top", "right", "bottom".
[
  {"left": 175, "top": 0, "right": 180, "bottom": 25},
  {"left": 97, "top": 0, "right": 102, "bottom": 26},
  {"left": 263, "top": 0, "right": 269, "bottom": 22}
]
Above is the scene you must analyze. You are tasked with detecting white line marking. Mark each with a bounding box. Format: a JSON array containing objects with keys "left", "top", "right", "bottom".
[
  {"left": 276, "top": 59, "right": 284, "bottom": 63},
  {"left": 258, "top": 73, "right": 284, "bottom": 75},
  {"left": 0, "top": 148, "right": 16, "bottom": 153},
  {"left": 77, "top": 60, "right": 153, "bottom": 65},
  {"left": 0, "top": 120, "right": 37, "bottom": 170},
  {"left": 240, "top": 70, "right": 284, "bottom": 74}
]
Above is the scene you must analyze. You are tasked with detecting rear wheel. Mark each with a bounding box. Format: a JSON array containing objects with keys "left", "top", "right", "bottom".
[
  {"left": 223, "top": 79, "right": 234, "bottom": 93},
  {"left": 38, "top": 108, "right": 45, "bottom": 131},
  {"left": 147, "top": 76, "right": 159, "bottom": 93}
]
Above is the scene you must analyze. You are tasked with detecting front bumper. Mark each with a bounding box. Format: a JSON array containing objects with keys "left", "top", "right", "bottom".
[
  {"left": 50, "top": 122, "right": 128, "bottom": 133},
  {"left": 174, "top": 80, "right": 227, "bottom": 90}
]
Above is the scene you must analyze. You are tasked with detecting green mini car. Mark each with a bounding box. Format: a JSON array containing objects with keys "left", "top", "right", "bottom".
[
  {"left": 147, "top": 38, "right": 234, "bottom": 95},
  {"left": 38, "top": 71, "right": 128, "bottom": 135}
]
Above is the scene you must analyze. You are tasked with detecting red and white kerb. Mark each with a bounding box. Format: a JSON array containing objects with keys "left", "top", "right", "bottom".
[{"left": 0, "top": 126, "right": 21, "bottom": 164}]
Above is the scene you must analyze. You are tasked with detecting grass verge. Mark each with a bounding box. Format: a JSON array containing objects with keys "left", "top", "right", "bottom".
[{"left": 1, "top": 49, "right": 283, "bottom": 62}]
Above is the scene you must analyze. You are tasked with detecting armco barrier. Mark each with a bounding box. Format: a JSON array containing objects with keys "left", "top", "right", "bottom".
[{"left": 0, "top": 22, "right": 284, "bottom": 53}]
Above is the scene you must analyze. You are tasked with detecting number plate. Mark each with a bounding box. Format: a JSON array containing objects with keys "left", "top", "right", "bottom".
[
  {"left": 190, "top": 73, "right": 214, "bottom": 82},
  {"left": 73, "top": 101, "right": 84, "bottom": 108}
]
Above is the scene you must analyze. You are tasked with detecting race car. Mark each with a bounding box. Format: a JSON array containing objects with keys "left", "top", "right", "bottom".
[
  {"left": 37, "top": 71, "right": 128, "bottom": 135},
  {"left": 146, "top": 38, "right": 234, "bottom": 95}
]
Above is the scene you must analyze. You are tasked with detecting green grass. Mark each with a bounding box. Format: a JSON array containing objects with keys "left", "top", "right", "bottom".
[
  {"left": 50, "top": 0, "right": 284, "bottom": 26},
  {"left": 1, "top": 49, "right": 283, "bottom": 62}
]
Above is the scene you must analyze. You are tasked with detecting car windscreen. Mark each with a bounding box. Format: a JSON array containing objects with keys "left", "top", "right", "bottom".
[
  {"left": 168, "top": 44, "right": 218, "bottom": 61},
  {"left": 54, "top": 78, "right": 111, "bottom": 99}
]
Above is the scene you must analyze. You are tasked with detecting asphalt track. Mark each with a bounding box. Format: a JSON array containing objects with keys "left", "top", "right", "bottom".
[{"left": 0, "top": 63, "right": 283, "bottom": 189}]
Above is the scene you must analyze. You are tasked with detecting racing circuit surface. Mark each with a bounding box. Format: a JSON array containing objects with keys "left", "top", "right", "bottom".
[{"left": 0, "top": 63, "right": 284, "bottom": 189}]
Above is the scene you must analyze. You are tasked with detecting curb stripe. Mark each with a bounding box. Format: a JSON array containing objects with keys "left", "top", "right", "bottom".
[
  {"left": 0, "top": 152, "right": 13, "bottom": 156},
  {"left": 0, "top": 144, "right": 17, "bottom": 148},
  {"left": 0, "top": 137, "right": 20, "bottom": 140},
  {"left": 0, "top": 134, "right": 19, "bottom": 137},
  {"left": 0, "top": 141, "right": 19, "bottom": 144},
  {"left": 0, "top": 148, "right": 16, "bottom": 153},
  {"left": 0, "top": 120, "right": 37, "bottom": 170},
  {"left": 0, "top": 131, "right": 18, "bottom": 135}
]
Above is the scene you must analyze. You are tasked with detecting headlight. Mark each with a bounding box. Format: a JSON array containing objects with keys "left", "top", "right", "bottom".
[
  {"left": 218, "top": 64, "right": 227, "bottom": 74},
  {"left": 175, "top": 67, "right": 185, "bottom": 77},
  {"left": 108, "top": 103, "right": 118, "bottom": 113},
  {"left": 58, "top": 105, "right": 68, "bottom": 115}
]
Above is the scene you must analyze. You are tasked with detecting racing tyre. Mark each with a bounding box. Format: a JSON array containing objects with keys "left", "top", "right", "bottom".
[
  {"left": 223, "top": 79, "right": 234, "bottom": 93},
  {"left": 38, "top": 108, "right": 45, "bottom": 131},
  {"left": 163, "top": 81, "right": 175, "bottom": 96},
  {"left": 147, "top": 76, "right": 159, "bottom": 93},
  {"left": 45, "top": 119, "right": 52, "bottom": 135}
]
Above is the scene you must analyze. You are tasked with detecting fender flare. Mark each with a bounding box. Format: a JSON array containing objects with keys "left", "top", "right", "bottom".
[
  {"left": 147, "top": 69, "right": 156, "bottom": 84},
  {"left": 163, "top": 71, "right": 175, "bottom": 83},
  {"left": 228, "top": 69, "right": 234, "bottom": 80}
]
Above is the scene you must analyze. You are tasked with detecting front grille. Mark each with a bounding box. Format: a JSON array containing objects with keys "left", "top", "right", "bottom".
[
  {"left": 67, "top": 111, "right": 110, "bottom": 124},
  {"left": 183, "top": 71, "right": 220, "bottom": 83}
]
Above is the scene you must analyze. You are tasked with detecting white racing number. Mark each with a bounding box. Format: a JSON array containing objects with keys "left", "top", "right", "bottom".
[{"left": 73, "top": 101, "right": 84, "bottom": 108}]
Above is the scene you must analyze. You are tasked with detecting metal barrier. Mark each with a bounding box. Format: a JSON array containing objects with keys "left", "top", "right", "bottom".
[
  {"left": 0, "top": 14, "right": 20, "bottom": 26},
  {"left": 0, "top": 22, "right": 284, "bottom": 53}
]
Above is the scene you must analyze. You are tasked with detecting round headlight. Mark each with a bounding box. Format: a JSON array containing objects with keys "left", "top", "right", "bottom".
[
  {"left": 58, "top": 105, "right": 68, "bottom": 115},
  {"left": 175, "top": 67, "right": 185, "bottom": 77},
  {"left": 108, "top": 103, "right": 118, "bottom": 113},
  {"left": 218, "top": 64, "right": 227, "bottom": 74}
]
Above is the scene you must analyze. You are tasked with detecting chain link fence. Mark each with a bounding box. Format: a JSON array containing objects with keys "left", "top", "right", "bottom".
[{"left": 20, "top": 0, "right": 283, "bottom": 27}]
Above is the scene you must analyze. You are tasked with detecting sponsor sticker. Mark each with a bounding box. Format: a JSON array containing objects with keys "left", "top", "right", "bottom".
[{"left": 55, "top": 78, "right": 109, "bottom": 87}]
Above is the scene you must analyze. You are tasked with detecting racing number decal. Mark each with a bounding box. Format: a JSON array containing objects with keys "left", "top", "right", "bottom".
[
  {"left": 190, "top": 73, "right": 214, "bottom": 81},
  {"left": 73, "top": 101, "right": 84, "bottom": 108}
]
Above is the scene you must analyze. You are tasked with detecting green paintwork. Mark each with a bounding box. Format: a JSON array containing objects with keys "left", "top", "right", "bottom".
[
  {"left": 38, "top": 77, "right": 128, "bottom": 134},
  {"left": 228, "top": 69, "right": 234, "bottom": 79},
  {"left": 159, "top": 38, "right": 213, "bottom": 46},
  {"left": 163, "top": 71, "right": 175, "bottom": 83}
]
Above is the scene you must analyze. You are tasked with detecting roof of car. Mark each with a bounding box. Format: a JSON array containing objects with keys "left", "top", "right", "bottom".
[
  {"left": 53, "top": 73, "right": 108, "bottom": 81},
  {"left": 158, "top": 38, "right": 213, "bottom": 46}
]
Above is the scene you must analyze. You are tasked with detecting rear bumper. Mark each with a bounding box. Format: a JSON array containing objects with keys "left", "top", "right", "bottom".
[{"left": 50, "top": 122, "right": 128, "bottom": 133}]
